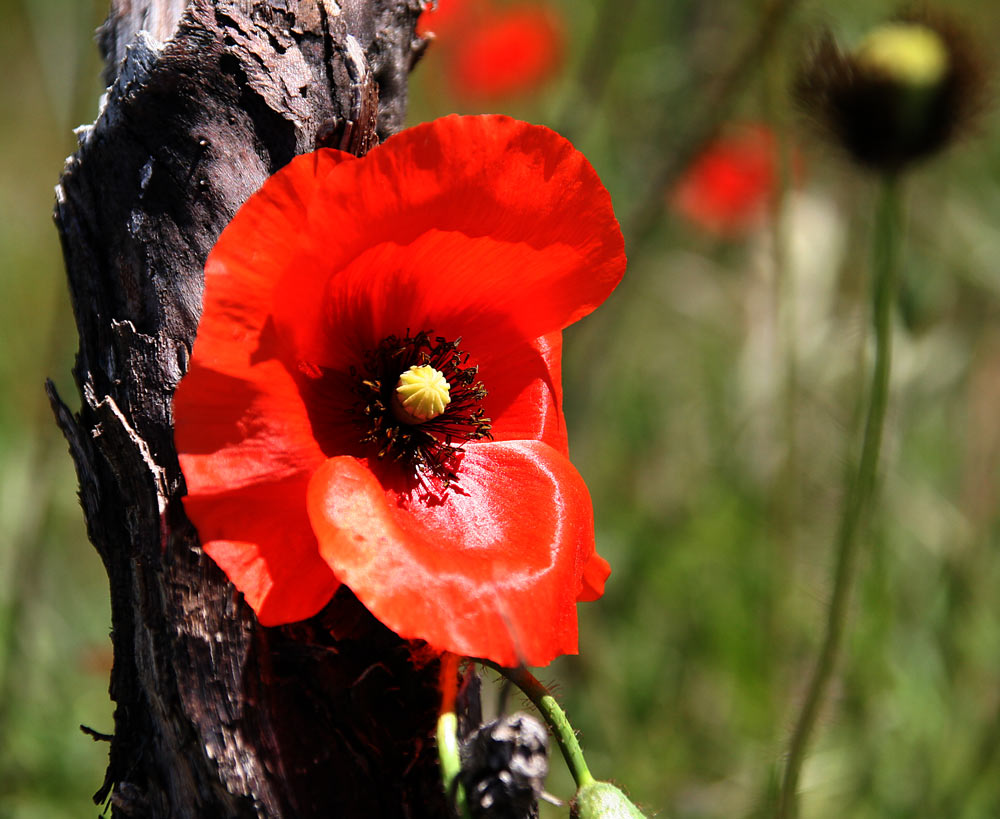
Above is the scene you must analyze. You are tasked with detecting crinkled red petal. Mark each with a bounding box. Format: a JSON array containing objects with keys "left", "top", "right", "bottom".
[
  {"left": 485, "top": 331, "right": 567, "bottom": 456},
  {"left": 578, "top": 552, "right": 611, "bottom": 602},
  {"left": 268, "top": 115, "right": 625, "bottom": 372},
  {"left": 174, "top": 150, "right": 359, "bottom": 623},
  {"left": 193, "top": 148, "right": 357, "bottom": 374},
  {"left": 183, "top": 474, "right": 340, "bottom": 625},
  {"left": 306, "top": 441, "right": 598, "bottom": 666},
  {"left": 175, "top": 356, "right": 346, "bottom": 624},
  {"left": 174, "top": 358, "right": 332, "bottom": 494}
]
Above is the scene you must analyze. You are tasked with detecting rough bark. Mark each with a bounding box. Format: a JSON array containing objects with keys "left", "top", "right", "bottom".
[{"left": 49, "top": 1, "right": 453, "bottom": 816}]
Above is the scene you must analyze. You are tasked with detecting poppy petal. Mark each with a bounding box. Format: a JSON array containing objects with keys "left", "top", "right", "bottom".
[
  {"left": 306, "top": 440, "right": 598, "bottom": 666},
  {"left": 194, "top": 148, "right": 357, "bottom": 373},
  {"left": 183, "top": 474, "right": 341, "bottom": 625},
  {"left": 270, "top": 115, "right": 625, "bottom": 369},
  {"left": 482, "top": 331, "right": 567, "bottom": 456},
  {"left": 174, "top": 358, "right": 331, "bottom": 495},
  {"left": 578, "top": 552, "right": 611, "bottom": 602}
]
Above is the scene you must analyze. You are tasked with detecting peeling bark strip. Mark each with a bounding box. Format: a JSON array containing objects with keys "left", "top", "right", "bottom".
[{"left": 50, "top": 1, "right": 453, "bottom": 816}]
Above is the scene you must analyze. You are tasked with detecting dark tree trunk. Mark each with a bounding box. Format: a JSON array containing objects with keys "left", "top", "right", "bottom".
[{"left": 48, "top": 1, "right": 451, "bottom": 816}]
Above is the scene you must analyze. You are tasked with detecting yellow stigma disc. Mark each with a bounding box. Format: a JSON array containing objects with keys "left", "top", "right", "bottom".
[
  {"left": 856, "top": 23, "right": 949, "bottom": 87},
  {"left": 394, "top": 365, "right": 451, "bottom": 424}
]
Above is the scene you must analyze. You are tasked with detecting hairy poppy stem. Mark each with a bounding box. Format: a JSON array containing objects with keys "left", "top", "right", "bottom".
[
  {"left": 777, "top": 175, "right": 902, "bottom": 818},
  {"left": 489, "top": 663, "right": 596, "bottom": 790}
]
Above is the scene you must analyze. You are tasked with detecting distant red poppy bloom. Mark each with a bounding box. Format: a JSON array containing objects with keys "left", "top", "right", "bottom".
[
  {"left": 417, "top": 0, "right": 472, "bottom": 37},
  {"left": 173, "top": 115, "right": 625, "bottom": 667},
  {"left": 450, "top": 6, "right": 564, "bottom": 102},
  {"left": 671, "top": 124, "right": 785, "bottom": 237}
]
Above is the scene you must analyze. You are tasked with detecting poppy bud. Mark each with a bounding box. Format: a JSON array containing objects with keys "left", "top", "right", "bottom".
[
  {"left": 571, "top": 780, "right": 647, "bottom": 818},
  {"left": 795, "top": 12, "right": 987, "bottom": 172}
]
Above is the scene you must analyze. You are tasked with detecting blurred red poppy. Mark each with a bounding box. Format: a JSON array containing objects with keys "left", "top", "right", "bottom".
[
  {"left": 417, "top": 0, "right": 472, "bottom": 38},
  {"left": 173, "top": 115, "right": 626, "bottom": 667},
  {"left": 450, "top": 6, "right": 563, "bottom": 101},
  {"left": 671, "top": 124, "right": 788, "bottom": 237}
]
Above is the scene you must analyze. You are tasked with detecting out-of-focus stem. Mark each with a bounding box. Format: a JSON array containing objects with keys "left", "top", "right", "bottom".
[
  {"left": 777, "top": 175, "right": 902, "bottom": 819},
  {"left": 554, "top": 0, "right": 638, "bottom": 140},
  {"left": 763, "top": 37, "right": 800, "bottom": 536},
  {"left": 626, "top": 0, "right": 802, "bottom": 247},
  {"left": 437, "top": 653, "right": 471, "bottom": 818}
]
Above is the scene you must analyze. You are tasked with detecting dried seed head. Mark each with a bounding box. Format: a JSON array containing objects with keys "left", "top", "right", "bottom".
[
  {"left": 460, "top": 712, "right": 549, "bottom": 819},
  {"left": 795, "top": 11, "right": 989, "bottom": 173}
]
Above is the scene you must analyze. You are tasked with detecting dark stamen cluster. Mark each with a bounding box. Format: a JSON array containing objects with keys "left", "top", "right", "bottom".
[{"left": 352, "top": 330, "right": 492, "bottom": 487}]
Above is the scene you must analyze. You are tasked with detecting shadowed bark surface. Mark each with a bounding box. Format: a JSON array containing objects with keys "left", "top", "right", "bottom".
[{"left": 49, "top": 1, "right": 455, "bottom": 815}]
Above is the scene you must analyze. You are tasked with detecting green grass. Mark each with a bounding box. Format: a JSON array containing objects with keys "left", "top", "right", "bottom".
[{"left": 0, "top": 1, "right": 112, "bottom": 816}]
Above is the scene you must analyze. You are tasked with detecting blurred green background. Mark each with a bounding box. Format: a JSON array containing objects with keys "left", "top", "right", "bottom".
[
  {"left": 1, "top": 1, "right": 113, "bottom": 817},
  {"left": 2, "top": 0, "right": 1000, "bottom": 817}
]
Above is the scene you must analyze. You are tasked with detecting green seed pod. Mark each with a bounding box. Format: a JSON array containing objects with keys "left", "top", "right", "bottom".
[{"left": 570, "top": 781, "right": 647, "bottom": 818}]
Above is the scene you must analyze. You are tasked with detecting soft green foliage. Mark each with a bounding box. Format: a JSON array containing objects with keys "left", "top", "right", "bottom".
[
  {"left": 3, "top": 0, "right": 999, "bottom": 817},
  {"left": 0, "top": 1, "right": 112, "bottom": 816}
]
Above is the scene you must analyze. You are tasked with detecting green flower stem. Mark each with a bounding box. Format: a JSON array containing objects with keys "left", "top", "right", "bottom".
[
  {"left": 438, "top": 654, "right": 471, "bottom": 818},
  {"left": 777, "top": 175, "right": 902, "bottom": 819},
  {"left": 436, "top": 711, "right": 470, "bottom": 817},
  {"left": 489, "top": 663, "right": 596, "bottom": 790}
]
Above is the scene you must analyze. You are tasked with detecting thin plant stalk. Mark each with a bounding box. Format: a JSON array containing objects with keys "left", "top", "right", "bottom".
[
  {"left": 762, "top": 36, "right": 801, "bottom": 540},
  {"left": 626, "top": 0, "right": 803, "bottom": 247},
  {"left": 437, "top": 653, "right": 471, "bottom": 818},
  {"left": 489, "top": 663, "right": 596, "bottom": 790},
  {"left": 777, "top": 175, "right": 902, "bottom": 819}
]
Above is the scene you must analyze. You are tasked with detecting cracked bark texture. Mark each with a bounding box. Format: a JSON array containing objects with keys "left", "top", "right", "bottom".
[{"left": 49, "top": 1, "right": 452, "bottom": 816}]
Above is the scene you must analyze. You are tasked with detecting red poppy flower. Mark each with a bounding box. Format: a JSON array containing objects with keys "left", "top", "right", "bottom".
[
  {"left": 417, "top": 0, "right": 473, "bottom": 37},
  {"left": 450, "top": 6, "right": 564, "bottom": 102},
  {"left": 173, "top": 115, "right": 625, "bottom": 667},
  {"left": 671, "top": 124, "right": 786, "bottom": 237}
]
